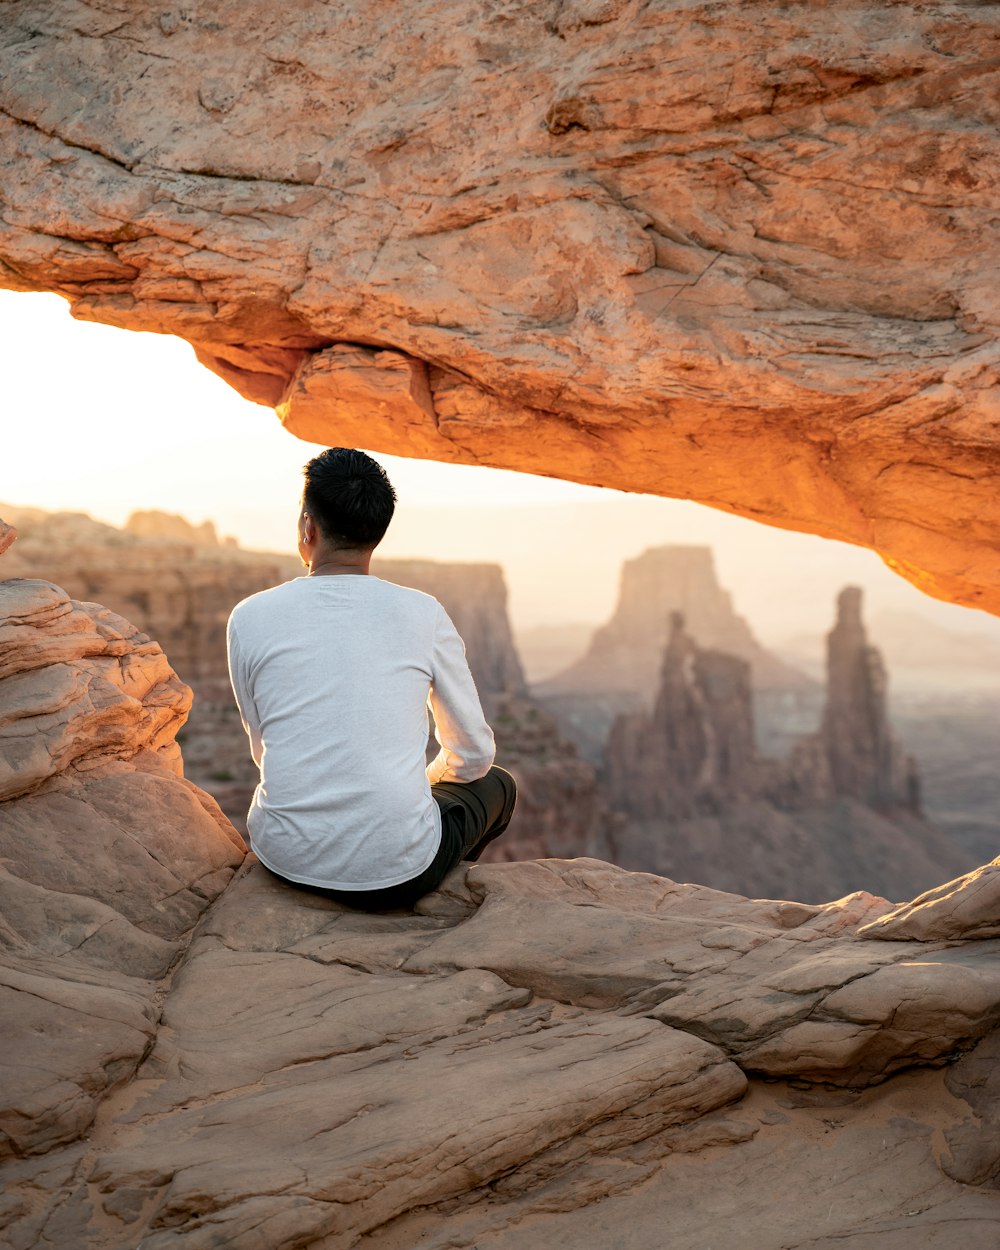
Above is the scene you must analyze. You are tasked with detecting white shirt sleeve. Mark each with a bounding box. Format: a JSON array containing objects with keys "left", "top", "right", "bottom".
[
  {"left": 425, "top": 603, "right": 496, "bottom": 785},
  {"left": 226, "top": 615, "right": 264, "bottom": 767}
]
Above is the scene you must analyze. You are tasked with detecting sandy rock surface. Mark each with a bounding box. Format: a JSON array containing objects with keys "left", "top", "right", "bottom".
[
  {"left": 860, "top": 855, "right": 1000, "bottom": 943},
  {"left": 3, "top": 3, "right": 1000, "bottom": 610},
  {"left": 4, "top": 839, "right": 1000, "bottom": 1245}
]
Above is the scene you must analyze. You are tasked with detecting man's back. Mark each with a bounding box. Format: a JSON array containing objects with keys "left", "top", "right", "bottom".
[{"left": 227, "top": 574, "right": 494, "bottom": 891}]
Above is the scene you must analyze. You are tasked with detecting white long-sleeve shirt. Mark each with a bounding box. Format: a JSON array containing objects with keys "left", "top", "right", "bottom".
[{"left": 226, "top": 575, "right": 495, "bottom": 890}]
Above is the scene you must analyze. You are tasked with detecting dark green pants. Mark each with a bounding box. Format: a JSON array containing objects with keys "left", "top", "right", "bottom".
[{"left": 289, "top": 765, "right": 517, "bottom": 911}]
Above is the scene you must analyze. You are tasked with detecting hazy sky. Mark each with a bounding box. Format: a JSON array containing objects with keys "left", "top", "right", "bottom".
[{"left": 3, "top": 289, "right": 998, "bottom": 644}]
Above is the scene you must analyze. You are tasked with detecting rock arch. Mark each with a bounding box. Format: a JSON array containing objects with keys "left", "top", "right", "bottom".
[{"left": 2, "top": 1, "right": 998, "bottom": 611}]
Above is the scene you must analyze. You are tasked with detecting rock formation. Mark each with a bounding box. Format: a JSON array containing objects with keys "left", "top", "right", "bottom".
[
  {"left": 824, "top": 588, "right": 916, "bottom": 807},
  {"left": 545, "top": 547, "right": 803, "bottom": 695},
  {"left": 606, "top": 612, "right": 760, "bottom": 821},
  {"left": 605, "top": 596, "right": 973, "bottom": 902},
  {"left": 4, "top": 4, "right": 1000, "bottom": 613},
  {"left": 783, "top": 586, "right": 918, "bottom": 811},
  {"left": 537, "top": 545, "right": 818, "bottom": 761},
  {"left": 0, "top": 505, "right": 300, "bottom": 682},
  {"left": 0, "top": 528, "right": 245, "bottom": 1172}
]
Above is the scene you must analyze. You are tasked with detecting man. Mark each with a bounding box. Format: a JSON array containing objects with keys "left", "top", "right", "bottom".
[{"left": 226, "top": 447, "right": 516, "bottom": 909}]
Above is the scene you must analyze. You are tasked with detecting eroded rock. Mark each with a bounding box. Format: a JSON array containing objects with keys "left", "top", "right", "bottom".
[
  {"left": 859, "top": 857, "right": 1000, "bottom": 943},
  {"left": 0, "top": 577, "right": 244, "bottom": 1162},
  {"left": 602, "top": 596, "right": 971, "bottom": 902}
]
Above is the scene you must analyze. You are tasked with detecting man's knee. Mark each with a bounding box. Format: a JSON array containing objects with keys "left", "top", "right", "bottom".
[{"left": 486, "top": 765, "right": 517, "bottom": 817}]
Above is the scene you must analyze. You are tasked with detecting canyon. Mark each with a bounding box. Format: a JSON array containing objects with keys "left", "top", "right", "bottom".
[
  {"left": 3, "top": 5, "right": 1000, "bottom": 1244},
  {"left": 3, "top": 518, "right": 1000, "bottom": 1248},
  {"left": 605, "top": 593, "right": 971, "bottom": 902},
  {"left": 537, "top": 544, "right": 820, "bottom": 760},
  {"left": 7, "top": 503, "right": 974, "bottom": 902}
]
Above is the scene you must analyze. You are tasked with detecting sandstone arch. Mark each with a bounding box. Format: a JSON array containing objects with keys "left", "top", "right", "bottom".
[{"left": 2, "top": 1, "right": 999, "bottom": 611}]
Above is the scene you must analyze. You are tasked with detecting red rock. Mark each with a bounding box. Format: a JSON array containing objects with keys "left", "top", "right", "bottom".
[{"left": 3, "top": 5, "right": 1000, "bottom": 612}]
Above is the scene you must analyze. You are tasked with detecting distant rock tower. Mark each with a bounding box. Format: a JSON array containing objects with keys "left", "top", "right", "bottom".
[
  {"left": 605, "top": 612, "right": 760, "bottom": 821},
  {"left": 817, "top": 586, "right": 916, "bottom": 812},
  {"left": 608, "top": 587, "right": 921, "bottom": 821}
]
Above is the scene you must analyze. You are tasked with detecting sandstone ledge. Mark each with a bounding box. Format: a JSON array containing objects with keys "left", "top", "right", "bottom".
[{"left": 5, "top": 854, "right": 1000, "bottom": 1249}]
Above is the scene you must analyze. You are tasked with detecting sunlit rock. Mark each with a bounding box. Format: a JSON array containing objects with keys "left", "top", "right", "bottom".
[
  {"left": 2, "top": 4, "right": 1000, "bottom": 612},
  {"left": 859, "top": 857, "right": 1000, "bottom": 943},
  {"left": 0, "top": 573, "right": 244, "bottom": 1164}
]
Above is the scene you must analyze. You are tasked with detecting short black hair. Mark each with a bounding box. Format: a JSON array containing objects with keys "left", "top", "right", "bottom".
[{"left": 302, "top": 448, "right": 397, "bottom": 549}]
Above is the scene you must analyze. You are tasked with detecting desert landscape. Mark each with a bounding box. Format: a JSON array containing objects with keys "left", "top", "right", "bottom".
[{"left": 3, "top": 2, "right": 1000, "bottom": 1248}]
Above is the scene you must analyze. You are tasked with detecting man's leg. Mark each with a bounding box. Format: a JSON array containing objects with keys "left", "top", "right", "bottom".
[
  {"left": 432, "top": 765, "right": 517, "bottom": 862},
  {"left": 284, "top": 766, "right": 517, "bottom": 911}
]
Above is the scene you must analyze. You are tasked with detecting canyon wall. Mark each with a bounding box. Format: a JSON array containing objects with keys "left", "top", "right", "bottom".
[
  {"left": 3, "top": 3, "right": 1000, "bottom": 612},
  {"left": 0, "top": 505, "right": 300, "bottom": 681}
]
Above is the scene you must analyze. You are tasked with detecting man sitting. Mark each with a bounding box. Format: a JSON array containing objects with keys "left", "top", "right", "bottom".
[{"left": 226, "top": 446, "right": 516, "bottom": 909}]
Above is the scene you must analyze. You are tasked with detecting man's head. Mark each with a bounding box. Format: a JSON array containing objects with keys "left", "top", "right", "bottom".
[{"left": 299, "top": 448, "right": 397, "bottom": 558}]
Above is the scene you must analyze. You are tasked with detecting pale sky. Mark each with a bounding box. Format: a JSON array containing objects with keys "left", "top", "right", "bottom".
[{"left": 2, "top": 289, "right": 997, "bottom": 643}]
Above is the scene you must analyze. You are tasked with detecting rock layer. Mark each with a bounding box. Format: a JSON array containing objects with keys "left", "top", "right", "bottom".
[
  {"left": 0, "top": 565, "right": 244, "bottom": 1165},
  {"left": 3, "top": 3, "right": 1000, "bottom": 611}
]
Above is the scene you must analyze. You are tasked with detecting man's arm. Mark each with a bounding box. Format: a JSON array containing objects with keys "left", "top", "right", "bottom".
[
  {"left": 426, "top": 604, "right": 495, "bottom": 785},
  {"left": 226, "top": 614, "right": 264, "bottom": 767}
]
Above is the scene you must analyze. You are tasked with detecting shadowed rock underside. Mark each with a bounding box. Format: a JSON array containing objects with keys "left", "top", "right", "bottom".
[{"left": 2, "top": 2, "right": 1000, "bottom": 613}]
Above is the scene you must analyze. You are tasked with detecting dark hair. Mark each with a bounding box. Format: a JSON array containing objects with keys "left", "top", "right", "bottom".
[{"left": 302, "top": 448, "right": 397, "bottom": 548}]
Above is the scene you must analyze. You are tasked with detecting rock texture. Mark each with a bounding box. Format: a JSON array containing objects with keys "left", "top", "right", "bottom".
[
  {"left": 0, "top": 543, "right": 244, "bottom": 1170},
  {"left": 605, "top": 597, "right": 974, "bottom": 902},
  {"left": 537, "top": 546, "right": 818, "bottom": 761},
  {"left": 4, "top": 3, "right": 1000, "bottom": 611},
  {"left": 1, "top": 505, "right": 300, "bottom": 683}
]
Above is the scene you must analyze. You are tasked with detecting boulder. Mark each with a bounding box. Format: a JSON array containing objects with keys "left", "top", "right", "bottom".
[{"left": 0, "top": 575, "right": 244, "bottom": 1163}]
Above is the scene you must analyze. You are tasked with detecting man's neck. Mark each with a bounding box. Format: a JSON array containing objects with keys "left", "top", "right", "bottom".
[{"left": 307, "top": 547, "right": 373, "bottom": 577}]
